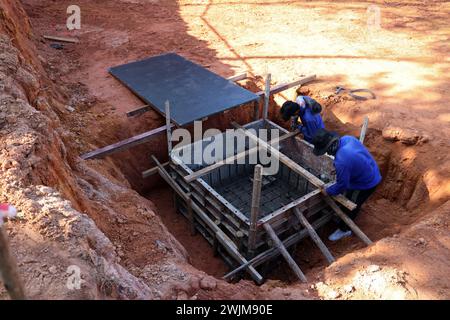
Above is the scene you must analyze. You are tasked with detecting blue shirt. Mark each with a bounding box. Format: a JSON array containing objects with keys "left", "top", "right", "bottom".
[
  {"left": 326, "top": 136, "right": 382, "bottom": 196},
  {"left": 297, "top": 97, "right": 325, "bottom": 143}
]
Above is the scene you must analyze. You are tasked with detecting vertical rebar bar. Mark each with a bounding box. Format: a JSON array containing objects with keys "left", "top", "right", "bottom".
[{"left": 360, "top": 116, "right": 369, "bottom": 144}]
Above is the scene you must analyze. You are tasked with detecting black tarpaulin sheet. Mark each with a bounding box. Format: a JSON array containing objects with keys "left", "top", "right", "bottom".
[{"left": 109, "top": 53, "right": 259, "bottom": 125}]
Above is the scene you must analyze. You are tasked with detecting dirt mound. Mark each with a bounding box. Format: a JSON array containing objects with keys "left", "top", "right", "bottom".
[{"left": 0, "top": 0, "right": 217, "bottom": 300}]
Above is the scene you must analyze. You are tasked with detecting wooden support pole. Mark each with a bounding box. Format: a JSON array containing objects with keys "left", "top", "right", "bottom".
[
  {"left": 255, "top": 75, "right": 317, "bottom": 97},
  {"left": 293, "top": 207, "right": 335, "bottom": 264},
  {"left": 233, "top": 122, "right": 357, "bottom": 211},
  {"left": 227, "top": 72, "right": 248, "bottom": 82},
  {"left": 268, "top": 75, "right": 317, "bottom": 95},
  {"left": 359, "top": 116, "right": 369, "bottom": 144},
  {"left": 0, "top": 228, "right": 26, "bottom": 300},
  {"left": 248, "top": 165, "right": 263, "bottom": 257},
  {"left": 224, "top": 213, "right": 332, "bottom": 280},
  {"left": 151, "top": 155, "right": 264, "bottom": 284},
  {"left": 322, "top": 196, "right": 373, "bottom": 246},
  {"left": 165, "top": 101, "right": 172, "bottom": 155},
  {"left": 81, "top": 124, "right": 173, "bottom": 160},
  {"left": 263, "top": 223, "right": 307, "bottom": 283},
  {"left": 142, "top": 161, "right": 170, "bottom": 178},
  {"left": 183, "top": 130, "right": 299, "bottom": 183},
  {"left": 263, "top": 73, "right": 271, "bottom": 119},
  {"left": 43, "top": 35, "right": 79, "bottom": 43},
  {"left": 126, "top": 105, "right": 152, "bottom": 117}
]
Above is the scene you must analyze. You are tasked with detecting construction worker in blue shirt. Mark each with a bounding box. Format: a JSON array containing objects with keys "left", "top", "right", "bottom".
[
  {"left": 311, "top": 128, "right": 382, "bottom": 241},
  {"left": 280, "top": 96, "right": 325, "bottom": 143}
]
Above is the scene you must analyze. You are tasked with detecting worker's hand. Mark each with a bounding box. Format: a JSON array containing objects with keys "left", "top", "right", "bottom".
[
  {"left": 319, "top": 186, "right": 328, "bottom": 196},
  {"left": 290, "top": 116, "right": 299, "bottom": 130}
]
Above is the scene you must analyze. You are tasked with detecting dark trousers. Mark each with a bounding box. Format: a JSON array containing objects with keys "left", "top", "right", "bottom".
[{"left": 337, "top": 185, "right": 378, "bottom": 231}]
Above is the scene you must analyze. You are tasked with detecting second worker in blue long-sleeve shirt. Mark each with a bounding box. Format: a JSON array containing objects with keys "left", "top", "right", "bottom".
[
  {"left": 311, "top": 128, "right": 382, "bottom": 241},
  {"left": 280, "top": 96, "right": 325, "bottom": 143}
]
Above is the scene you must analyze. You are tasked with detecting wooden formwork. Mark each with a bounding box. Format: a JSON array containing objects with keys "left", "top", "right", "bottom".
[{"left": 153, "top": 118, "right": 371, "bottom": 284}]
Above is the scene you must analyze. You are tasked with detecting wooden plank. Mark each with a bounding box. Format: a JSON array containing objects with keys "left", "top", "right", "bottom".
[
  {"left": 264, "top": 119, "right": 290, "bottom": 134},
  {"left": 255, "top": 75, "right": 317, "bottom": 97},
  {"left": 259, "top": 189, "right": 322, "bottom": 224},
  {"left": 224, "top": 213, "right": 331, "bottom": 280},
  {"left": 43, "top": 35, "right": 79, "bottom": 43},
  {"left": 248, "top": 165, "right": 263, "bottom": 256},
  {"left": 81, "top": 124, "right": 173, "bottom": 160},
  {"left": 126, "top": 73, "right": 248, "bottom": 118},
  {"left": 360, "top": 116, "right": 369, "bottom": 144},
  {"left": 142, "top": 161, "right": 169, "bottom": 178},
  {"left": 259, "top": 201, "right": 329, "bottom": 246},
  {"left": 126, "top": 105, "right": 152, "bottom": 117},
  {"left": 293, "top": 208, "right": 335, "bottom": 264},
  {"left": 0, "top": 228, "right": 26, "bottom": 299},
  {"left": 165, "top": 101, "right": 172, "bottom": 154},
  {"left": 270, "top": 75, "right": 317, "bottom": 95},
  {"left": 323, "top": 196, "right": 373, "bottom": 246},
  {"left": 183, "top": 130, "right": 299, "bottom": 183},
  {"left": 215, "top": 232, "right": 263, "bottom": 284},
  {"left": 263, "top": 223, "right": 307, "bottom": 282},
  {"left": 227, "top": 72, "right": 248, "bottom": 82},
  {"left": 234, "top": 123, "right": 357, "bottom": 211}
]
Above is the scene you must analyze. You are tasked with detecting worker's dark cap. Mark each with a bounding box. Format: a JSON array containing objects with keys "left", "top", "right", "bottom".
[
  {"left": 280, "top": 101, "right": 299, "bottom": 121},
  {"left": 312, "top": 128, "right": 339, "bottom": 156}
]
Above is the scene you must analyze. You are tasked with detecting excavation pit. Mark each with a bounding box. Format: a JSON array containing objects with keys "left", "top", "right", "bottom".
[{"left": 154, "top": 118, "right": 358, "bottom": 283}]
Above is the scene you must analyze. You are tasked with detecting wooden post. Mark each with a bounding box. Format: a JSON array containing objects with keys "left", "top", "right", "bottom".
[
  {"left": 263, "top": 223, "right": 307, "bottom": 282},
  {"left": 322, "top": 196, "right": 373, "bottom": 246},
  {"left": 224, "top": 213, "right": 332, "bottom": 281},
  {"left": 263, "top": 73, "right": 271, "bottom": 119},
  {"left": 0, "top": 228, "right": 25, "bottom": 300},
  {"left": 359, "top": 116, "right": 369, "bottom": 144},
  {"left": 165, "top": 101, "right": 172, "bottom": 155},
  {"left": 248, "top": 165, "right": 263, "bottom": 257},
  {"left": 293, "top": 207, "right": 335, "bottom": 264}
]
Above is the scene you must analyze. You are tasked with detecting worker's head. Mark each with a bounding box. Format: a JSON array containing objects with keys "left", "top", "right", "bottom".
[
  {"left": 280, "top": 101, "right": 300, "bottom": 121},
  {"left": 312, "top": 128, "right": 340, "bottom": 156}
]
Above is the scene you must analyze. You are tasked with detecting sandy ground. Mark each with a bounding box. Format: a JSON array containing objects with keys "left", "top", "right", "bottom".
[{"left": 6, "top": 0, "right": 450, "bottom": 299}]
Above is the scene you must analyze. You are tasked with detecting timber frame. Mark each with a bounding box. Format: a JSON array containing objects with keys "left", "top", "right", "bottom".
[{"left": 80, "top": 70, "right": 372, "bottom": 284}]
